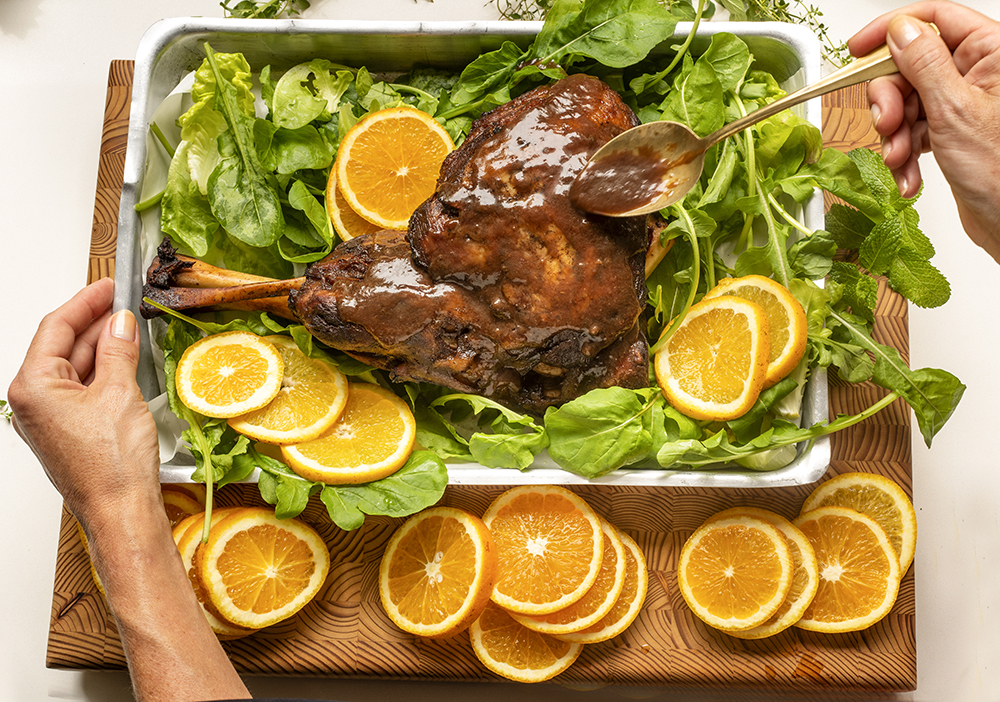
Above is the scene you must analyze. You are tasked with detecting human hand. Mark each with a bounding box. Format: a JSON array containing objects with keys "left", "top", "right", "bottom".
[
  {"left": 8, "top": 278, "right": 161, "bottom": 528},
  {"left": 849, "top": 1, "right": 1000, "bottom": 263}
]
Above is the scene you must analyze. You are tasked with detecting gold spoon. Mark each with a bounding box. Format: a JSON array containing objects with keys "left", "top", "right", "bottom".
[{"left": 571, "top": 39, "right": 909, "bottom": 217}]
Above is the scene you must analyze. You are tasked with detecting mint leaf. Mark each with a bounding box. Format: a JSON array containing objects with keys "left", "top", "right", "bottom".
[
  {"left": 889, "top": 249, "right": 951, "bottom": 308},
  {"left": 826, "top": 202, "right": 873, "bottom": 250}
]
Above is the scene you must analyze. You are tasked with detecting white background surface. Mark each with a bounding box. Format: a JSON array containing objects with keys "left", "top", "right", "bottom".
[{"left": 1, "top": 0, "right": 997, "bottom": 700}]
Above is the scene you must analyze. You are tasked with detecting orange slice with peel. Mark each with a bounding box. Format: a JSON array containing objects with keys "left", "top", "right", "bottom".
[
  {"left": 228, "top": 335, "right": 349, "bottom": 445},
  {"left": 800, "top": 472, "right": 917, "bottom": 575},
  {"left": 325, "top": 168, "right": 382, "bottom": 241},
  {"left": 677, "top": 514, "right": 793, "bottom": 631},
  {"left": 378, "top": 506, "right": 497, "bottom": 638},
  {"left": 336, "top": 106, "right": 454, "bottom": 230},
  {"left": 161, "top": 489, "right": 204, "bottom": 530},
  {"left": 705, "top": 507, "right": 819, "bottom": 639},
  {"left": 703, "top": 275, "right": 807, "bottom": 387},
  {"left": 175, "top": 331, "right": 284, "bottom": 419},
  {"left": 281, "top": 383, "right": 416, "bottom": 484},
  {"left": 482, "top": 485, "right": 604, "bottom": 616},
  {"left": 554, "top": 530, "right": 648, "bottom": 644},
  {"left": 195, "top": 507, "right": 330, "bottom": 630},
  {"left": 173, "top": 508, "right": 256, "bottom": 639},
  {"left": 161, "top": 482, "right": 207, "bottom": 507},
  {"left": 508, "top": 518, "right": 626, "bottom": 635},
  {"left": 793, "top": 506, "right": 901, "bottom": 633},
  {"left": 469, "top": 601, "right": 583, "bottom": 683},
  {"left": 74, "top": 521, "right": 106, "bottom": 598},
  {"left": 654, "top": 295, "right": 770, "bottom": 422}
]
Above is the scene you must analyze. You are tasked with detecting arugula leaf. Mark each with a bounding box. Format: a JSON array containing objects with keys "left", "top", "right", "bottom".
[
  {"left": 826, "top": 307, "right": 965, "bottom": 445},
  {"left": 271, "top": 60, "right": 353, "bottom": 129},
  {"left": 221, "top": 0, "right": 310, "bottom": 19},
  {"left": 318, "top": 451, "right": 448, "bottom": 530},
  {"left": 544, "top": 387, "right": 657, "bottom": 478},
  {"left": 430, "top": 394, "right": 547, "bottom": 469}
]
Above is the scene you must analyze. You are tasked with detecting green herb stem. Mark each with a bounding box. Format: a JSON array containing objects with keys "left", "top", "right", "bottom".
[
  {"left": 142, "top": 297, "right": 215, "bottom": 335},
  {"left": 134, "top": 190, "right": 165, "bottom": 213},
  {"left": 150, "top": 122, "right": 176, "bottom": 158},
  {"left": 649, "top": 204, "right": 701, "bottom": 355},
  {"left": 733, "top": 94, "right": 757, "bottom": 254},
  {"left": 632, "top": 0, "right": 707, "bottom": 93},
  {"left": 768, "top": 192, "right": 812, "bottom": 236}
]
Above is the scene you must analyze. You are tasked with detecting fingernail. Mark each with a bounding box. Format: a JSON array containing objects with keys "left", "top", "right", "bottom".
[
  {"left": 897, "top": 173, "right": 909, "bottom": 196},
  {"left": 881, "top": 137, "right": 892, "bottom": 160},
  {"left": 870, "top": 104, "right": 881, "bottom": 128},
  {"left": 110, "top": 310, "right": 137, "bottom": 341},
  {"left": 889, "top": 15, "right": 923, "bottom": 49}
]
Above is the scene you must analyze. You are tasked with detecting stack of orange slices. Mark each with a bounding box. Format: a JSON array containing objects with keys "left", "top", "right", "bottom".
[
  {"left": 377, "top": 486, "right": 649, "bottom": 683},
  {"left": 677, "top": 471, "right": 916, "bottom": 636},
  {"left": 654, "top": 274, "right": 807, "bottom": 422},
  {"left": 173, "top": 332, "right": 416, "bottom": 486},
  {"left": 172, "top": 505, "right": 331, "bottom": 637},
  {"left": 326, "top": 106, "right": 455, "bottom": 239}
]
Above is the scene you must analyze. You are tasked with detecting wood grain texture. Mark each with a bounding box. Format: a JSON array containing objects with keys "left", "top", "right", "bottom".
[
  {"left": 87, "top": 60, "right": 133, "bottom": 285},
  {"left": 48, "top": 62, "right": 915, "bottom": 694}
]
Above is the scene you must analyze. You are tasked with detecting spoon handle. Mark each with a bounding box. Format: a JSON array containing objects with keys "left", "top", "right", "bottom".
[{"left": 705, "top": 42, "right": 898, "bottom": 147}]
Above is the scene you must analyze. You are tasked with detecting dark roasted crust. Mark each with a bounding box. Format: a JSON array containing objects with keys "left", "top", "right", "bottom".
[{"left": 291, "top": 74, "right": 650, "bottom": 414}]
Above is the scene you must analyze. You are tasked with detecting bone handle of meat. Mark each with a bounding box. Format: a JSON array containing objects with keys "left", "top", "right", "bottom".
[
  {"left": 140, "top": 245, "right": 305, "bottom": 319},
  {"left": 169, "top": 256, "right": 278, "bottom": 288},
  {"left": 141, "top": 278, "right": 306, "bottom": 318}
]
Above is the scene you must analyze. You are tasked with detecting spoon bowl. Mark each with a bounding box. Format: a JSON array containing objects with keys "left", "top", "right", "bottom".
[{"left": 570, "top": 32, "right": 924, "bottom": 217}]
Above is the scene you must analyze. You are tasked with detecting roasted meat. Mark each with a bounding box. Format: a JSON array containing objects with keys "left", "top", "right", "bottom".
[{"left": 144, "top": 73, "right": 651, "bottom": 414}]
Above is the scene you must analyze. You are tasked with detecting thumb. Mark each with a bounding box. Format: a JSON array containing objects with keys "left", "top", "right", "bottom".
[
  {"left": 887, "top": 15, "right": 964, "bottom": 112},
  {"left": 93, "top": 309, "right": 141, "bottom": 386}
]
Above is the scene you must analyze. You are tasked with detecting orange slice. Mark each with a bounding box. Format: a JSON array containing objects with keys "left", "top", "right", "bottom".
[
  {"left": 677, "top": 515, "right": 793, "bottom": 630},
  {"left": 335, "top": 106, "right": 455, "bottom": 230},
  {"left": 509, "top": 518, "right": 626, "bottom": 635},
  {"left": 281, "top": 383, "right": 416, "bottom": 484},
  {"left": 469, "top": 601, "right": 583, "bottom": 683},
  {"left": 195, "top": 507, "right": 330, "bottom": 629},
  {"left": 554, "top": 530, "right": 648, "bottom": 644},
  {"left": 482, "top": 485, "right": 604, "bottom": 616},
  {"left": 654, "top": 295, "right": 770, "bottom": 421},
  {"left": 161, "top": 488, "right": 204, "bottom": 530},
  {"left": 800, "top": 472, "right": 917, "bottom": 575},
  {"left": 705, "top": 507, "right": 819, "bottom": 639},
  {"left": 325, "top": 168, "right": 382, "bottom": 241},
  {"left": 703, "top": 275, "right": 808, "bottom": 388},
  {"left": 793, "top": 506, "right": 901, "bottom": 633},
  {"left": 228, "top": 335, "right": 349, "bottom": 444},
  {"left": 74, "top": 521, "right": 106, "bottom": 598},
  {"left": 161, "top": 483, "right": 208, "bottom": 507},
  {"left": 175, "top": 331, "right": 284, "bottom": 418},
  {"left": 378, "top": 506, "right": 497, "bottom": 638},
  {"left": 173, "top": 508, "right": 256, "bottom": 639}
]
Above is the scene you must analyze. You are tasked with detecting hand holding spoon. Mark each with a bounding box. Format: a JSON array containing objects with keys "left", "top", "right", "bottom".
[{"left": 570, "top": 33, "right": 924, "bottom": 217}]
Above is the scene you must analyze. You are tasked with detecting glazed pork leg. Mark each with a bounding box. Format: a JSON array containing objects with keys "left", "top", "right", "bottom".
[{"left": 142, "top": 74, "right": 651, "bottom": 415}]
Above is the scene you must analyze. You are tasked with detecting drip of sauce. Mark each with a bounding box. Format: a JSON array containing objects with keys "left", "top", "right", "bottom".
[{"left": 570, "top": 145, "right": 687, "bottom": 216}]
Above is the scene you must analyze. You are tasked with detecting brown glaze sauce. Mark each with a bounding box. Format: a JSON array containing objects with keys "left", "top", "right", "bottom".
[{"left": 570, "top": 146, "right": 689, "bottom": 216}]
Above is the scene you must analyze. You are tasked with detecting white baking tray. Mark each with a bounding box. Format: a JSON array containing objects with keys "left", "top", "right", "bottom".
[{"left": 116, "top": 17, "right": 829, "bottom": 488}]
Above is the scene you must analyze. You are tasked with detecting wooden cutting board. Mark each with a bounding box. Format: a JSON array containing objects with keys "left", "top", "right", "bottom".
[{"left": 48, "top": 62, "right": 914, "bottom": 694}]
